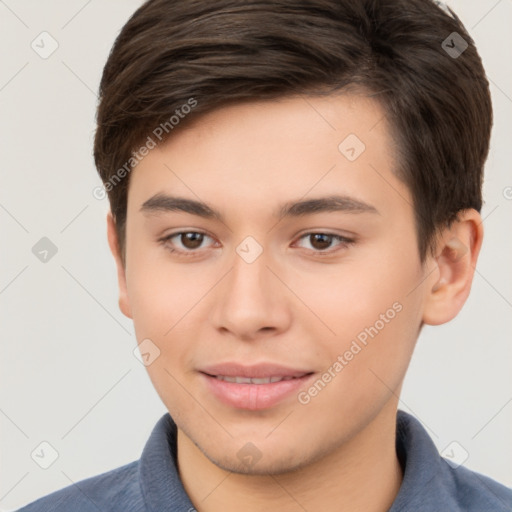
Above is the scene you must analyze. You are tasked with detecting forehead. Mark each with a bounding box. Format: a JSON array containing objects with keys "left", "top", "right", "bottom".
[{"left": 127, "top": 93, "right": 410, "bottom": 225}]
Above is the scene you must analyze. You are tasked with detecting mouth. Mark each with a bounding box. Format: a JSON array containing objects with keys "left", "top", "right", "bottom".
[
  {"left": 198, "top": 363, "right": 315, "bottom": 410},
  {"left": 211, "top": 375, "right": 305, "bottom": 384}
]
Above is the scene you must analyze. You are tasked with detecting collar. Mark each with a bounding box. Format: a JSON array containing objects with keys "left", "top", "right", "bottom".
[
  {"left": 138, "top": 412, "right": 194, "bottom": 511},
  {"left": 137, "top": 409, "right": 502, "bottom": 511}
]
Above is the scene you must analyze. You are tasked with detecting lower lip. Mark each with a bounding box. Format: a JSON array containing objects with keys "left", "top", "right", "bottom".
[{"left": 201, "top": 373, "right": 314, "bottom": 410}]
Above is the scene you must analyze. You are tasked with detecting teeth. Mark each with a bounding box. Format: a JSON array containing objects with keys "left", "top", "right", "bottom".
[
  {"left": 218, "top": 376, "right": 237, "bottom": 383},
  {"left": 250, "top": 378, "right": 270, "bottom": 384},
  {"left": 215, "top": 375, "right": 297, "bottom": 384}
]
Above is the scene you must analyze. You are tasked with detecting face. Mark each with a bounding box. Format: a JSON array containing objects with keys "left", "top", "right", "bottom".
[{"left": 115, "top": 94, "right": 432, "bottom": 474}]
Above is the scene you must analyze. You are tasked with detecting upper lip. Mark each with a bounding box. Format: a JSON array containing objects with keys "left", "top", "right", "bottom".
[{"left": 199, "top": 362, "right": 313, "bottom": 379}]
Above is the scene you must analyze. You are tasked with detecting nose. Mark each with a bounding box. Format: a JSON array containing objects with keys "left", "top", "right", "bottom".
[{"left": 211, "top": 245, "right": 292, "bottom": 341}]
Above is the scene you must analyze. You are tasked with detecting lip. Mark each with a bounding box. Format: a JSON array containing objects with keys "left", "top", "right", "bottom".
[{"left": 199, "top": 362, "right": 315, "bottom": 410}]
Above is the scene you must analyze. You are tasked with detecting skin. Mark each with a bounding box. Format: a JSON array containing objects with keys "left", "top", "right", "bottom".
[{"left": 107, "top": 93, "right": 483, "bottom": 512}]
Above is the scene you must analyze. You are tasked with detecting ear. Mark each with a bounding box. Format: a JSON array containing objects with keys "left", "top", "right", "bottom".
[
  {"left": 422, "top": 209, "right": 484, "bottom": 326},
  {"left": 106, "top": 212, "right": 133, "bottom": 319}
]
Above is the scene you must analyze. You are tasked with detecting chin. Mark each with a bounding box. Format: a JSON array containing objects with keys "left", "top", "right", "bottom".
[{"left": 207, "top": 450, "right": 312, "bottom": 476}]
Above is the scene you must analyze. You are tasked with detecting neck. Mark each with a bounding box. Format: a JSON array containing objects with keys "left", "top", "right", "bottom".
[{"left": 177, "top": 403, "right": 403, "bottom": 512}]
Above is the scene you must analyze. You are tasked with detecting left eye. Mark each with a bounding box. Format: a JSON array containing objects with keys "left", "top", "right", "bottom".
[{"left": 294, "top": 233, "right": 353, "bottom": 253}]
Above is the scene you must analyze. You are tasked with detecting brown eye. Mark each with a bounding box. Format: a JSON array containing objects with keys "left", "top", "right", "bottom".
[
  {"left": 296, "top": 232, "right": 354, "bottom": 254},
  {"left": 158, "top": 231, "right": 215, "bottom": 256},
  {"left": 179, "top": 232, "right": 204, "bottom": 249},
  {"left": 308, "top": 233, "right": 333, "bottom": 250}
]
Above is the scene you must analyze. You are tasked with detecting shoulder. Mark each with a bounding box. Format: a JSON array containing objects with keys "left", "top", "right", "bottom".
[
  {"left": 392, "top": 411, "right": 512, "bottom": 511},
  {"left": 443, "top": 462, "right": 512, "bottom": 511},
  {"left": 15, "top": 460, "right": 145, "bottom": 512}
]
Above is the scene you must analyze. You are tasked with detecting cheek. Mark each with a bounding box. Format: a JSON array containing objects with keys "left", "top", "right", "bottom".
[
  {"left": 294, "top": 254, "right": 417, "bottom": 343},
  {"left": 125, "top": 259, "right": 203, "bottom": 414},
  {"left": 294, "top": 242, "right": 423, "bottom": 393},
  {"left": 294, "top": 294, "right": 420, "bottom": 440},
  {"left": 125, "top": 238, "right": 204, "bottom": 335},
  {"left": 125, "top": 251, "right": 222, "bottom": 391}
]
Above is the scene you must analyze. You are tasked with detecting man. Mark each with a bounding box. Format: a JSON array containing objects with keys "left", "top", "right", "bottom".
[{"left": 17, "top": 0, "right": 512, "bottom": 510}]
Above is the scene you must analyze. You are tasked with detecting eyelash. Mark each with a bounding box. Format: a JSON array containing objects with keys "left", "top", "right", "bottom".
[{"left": 157, "top": 231, "right": 355, "bottom": 258}]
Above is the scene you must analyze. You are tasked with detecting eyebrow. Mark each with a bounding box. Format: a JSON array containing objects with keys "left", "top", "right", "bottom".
[{"left": 140, "top": 193, "right": 379, "bottom": 222}]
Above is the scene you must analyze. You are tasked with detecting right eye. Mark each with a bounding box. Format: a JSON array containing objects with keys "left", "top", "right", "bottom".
[{"left": 158, "top": 231, "right": 217, "bottom": 256}]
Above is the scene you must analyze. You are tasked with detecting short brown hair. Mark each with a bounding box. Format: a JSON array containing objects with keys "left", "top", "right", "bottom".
[{"left": 94, "top": 0, "right": 492, "bottom": 263}]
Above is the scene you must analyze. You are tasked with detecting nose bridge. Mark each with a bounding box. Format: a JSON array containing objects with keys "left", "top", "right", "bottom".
[
  {"left": 236, "top": 246, "right": 268, "bottom": 290},
  {"left": 212, "top": 239, "right": 290, "bottom": 337}
]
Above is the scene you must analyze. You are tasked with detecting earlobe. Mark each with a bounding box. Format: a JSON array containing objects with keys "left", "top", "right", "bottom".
[
  {"left": 106, "top": 212, "right": 133, "bottom": 319},
  {"left": 422, "top": 210, "right": 483, "bottom": 326}
]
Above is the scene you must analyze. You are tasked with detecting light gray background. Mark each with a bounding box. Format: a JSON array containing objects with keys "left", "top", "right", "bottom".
[{"left": 1, "top": 1, "right": 511, "bottom": 509}]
